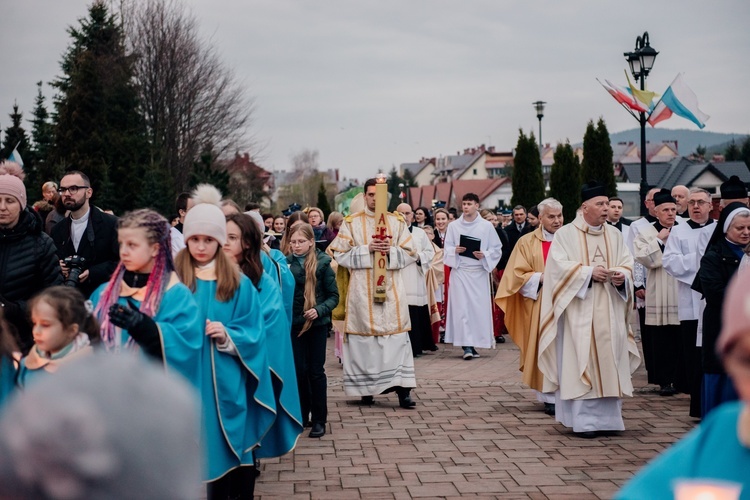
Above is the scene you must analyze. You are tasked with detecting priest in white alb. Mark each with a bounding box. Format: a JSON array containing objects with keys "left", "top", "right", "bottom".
[
  {"left": 329, "top": 178, "right": 419, "bottom": 409},
  {"left": 538, "top": 181, "right": 640, "bottom": 438},
  {"left": 444, "top": 193, "right": 503, "bottom": 360}
]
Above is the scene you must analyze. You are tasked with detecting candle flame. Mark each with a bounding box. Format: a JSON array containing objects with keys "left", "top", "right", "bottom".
[{"left": 376, "top": 173, "right": 387, "bottom": 184}]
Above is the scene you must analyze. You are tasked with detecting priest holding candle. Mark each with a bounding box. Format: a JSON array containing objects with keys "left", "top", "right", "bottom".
[{"left": 328, "top": 176, "right": 419, "bottom": 409}]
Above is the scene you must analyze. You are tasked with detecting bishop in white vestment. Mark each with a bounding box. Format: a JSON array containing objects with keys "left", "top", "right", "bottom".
[{"left": 538, "top": 182, "right": 640, "bottom": 436}]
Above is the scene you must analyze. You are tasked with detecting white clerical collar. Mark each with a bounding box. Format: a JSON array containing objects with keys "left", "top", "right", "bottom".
[
  {"left": 542, "top": 228, "right": 555, "bottom": 241},
  {"left": 586, "top": 222, "right": 603, "bottom": 231}
]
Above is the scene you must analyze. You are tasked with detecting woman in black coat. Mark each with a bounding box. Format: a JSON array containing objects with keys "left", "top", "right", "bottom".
[
  {"left": 0, "top": 163, "right": 63, "bottom": 352},
  {"left": 694, "top": 202, "right": 750, "bottom": 417}
]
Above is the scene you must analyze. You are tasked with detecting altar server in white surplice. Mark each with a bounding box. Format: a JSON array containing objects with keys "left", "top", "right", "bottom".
[
  {"left": 538, "top": 181, "right": 640, "bottom": 438},
  {"left": 444, "top": 193, "right": 502, "bottom": 360}
]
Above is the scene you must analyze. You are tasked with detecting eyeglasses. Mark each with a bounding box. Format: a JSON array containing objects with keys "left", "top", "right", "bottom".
[
  {"left": 687, "top": 200, "right": 710, "bottom": 207},
  {"left": 58, "top": 185, "right": 89, "bottom": 195}
]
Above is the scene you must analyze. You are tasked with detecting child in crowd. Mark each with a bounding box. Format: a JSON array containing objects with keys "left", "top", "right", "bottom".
[
  {"left": 17, "top": 287, "right": 97, "bottom": 387},
  {"left": 287, "top": 223, "right": 339, "bottom": 438},
  {"left": 224, "top": 212, "right": 302, "bottom": 456},
  {"left": 91, "top": 209, "right": 203, "bottom": 379},
  {"left": 176, "top": 185, "right": 276, "bottom": 499}
]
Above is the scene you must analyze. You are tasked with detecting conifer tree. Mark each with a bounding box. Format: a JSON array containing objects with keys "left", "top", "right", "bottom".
[
  {"left": 581, "top": 119, "right": 616, "bottom": 198},
  {"left": 190, "top": 145, "right": 230, "bottom": 195},
  {"left": 511, "top": 129, "right": 545, "bottom": 209},
  {"left": 1, "top": 103, "right": 34, "bottom": 201},
  {"left": 316, "top": 182, "right": 332, "bottom": 219},
  {"left": 51, "top": 1, "right": 148, "bottom": 213},
  {"left": 740, "top": 137, "right": 750, "bottom": 168},
  {"left": 29, "top": 82, "right": 62, "bottom": 196},
  {"left": 725, "top": 140, "right": 741, "bottom": 161},
  {"left": 548, "top": 143, "right": 581, "bottom": 223}
]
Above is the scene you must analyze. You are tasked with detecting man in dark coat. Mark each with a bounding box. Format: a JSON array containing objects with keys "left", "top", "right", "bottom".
[
  {"left": 504, "top": 205, "right": 533, "bottom": 255},
  {"left": 50, "top": 171, "right": 119, "bottom": 298}
]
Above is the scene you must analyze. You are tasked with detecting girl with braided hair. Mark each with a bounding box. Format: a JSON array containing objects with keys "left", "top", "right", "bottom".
[
  {"left": 286, "top": 223, "right": 338, "bottom": 438},
  {"left": 90, "top": 209, "right": 202, "bottom": 378},
  {"left": 176, "top": 185, "right": 276, "bottom": 499},
  {"left": 224, "top": 213, "right": 303, "bottom": 456}
]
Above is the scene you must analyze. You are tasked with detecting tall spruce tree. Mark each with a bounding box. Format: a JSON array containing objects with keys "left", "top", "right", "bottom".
[
  {"left": 725, "top": 140, "right": 741, "bottom": 161},
  {"left": 548, "top": 143, "right": 581, "bottom": 223},
  {"left": 316, "top": 182, "right": 332, "bottom": 218},
  {"left": 581, "top": 119, "right": 616, "bottom": 198},
  {"left": 1, "top": 103, "right": 33, "bottom": 201},
  {"left": 740, "top": 137, "right": 750, "bottom": 167},
  {"left": 510, "top": 129, "right": 545, "bottom": 209},
  {"left": 29, "top": 82, "right": 61, "bottom": 199},
  {"left": 386, "top": 167, "right": 403, "bottom": 211},
  {"left": 51, "top": 1, "right": 148, "bottom": 214}
]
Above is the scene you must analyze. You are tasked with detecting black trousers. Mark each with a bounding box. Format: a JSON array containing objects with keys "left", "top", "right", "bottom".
[
  {"left": 292, "top": 323, "right": 328, "bottom": 425},
  {"left": 407, "top": 304, "right": 435, "bottom": 355},
  {"left": 647, "top": 323, "right": 680, "bottom": 387},
  {"left": 639, "top": 308, "right": 657, "bottom": 384},
  {"left": 207, "top": 466, "right": 256, "bottom": 500},
  {"left": 679, "top": 320, "right": 703, "bottom": 417}
]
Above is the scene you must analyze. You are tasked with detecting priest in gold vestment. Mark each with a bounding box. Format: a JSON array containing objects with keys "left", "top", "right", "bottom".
[
  {"left": 538, "top": 181, "right": 641, "bottom": 437},
  {"left": 495, "top": 198, "right": 563, "bottom": 415},
  {"left": 329, "top": 179, "right": 419, "bottom": 409}
]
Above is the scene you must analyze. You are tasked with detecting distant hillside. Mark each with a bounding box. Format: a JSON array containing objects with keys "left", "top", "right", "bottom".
[{"left": 606, "top": 128, "right": 748, "bottom": 156}]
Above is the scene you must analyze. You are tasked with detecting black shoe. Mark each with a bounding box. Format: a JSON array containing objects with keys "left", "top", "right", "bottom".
[
  {"left": 309, "top": 422, "right": 326, "bottom": 438},
  {"left": 398, "top": 395, "right": 416, "bottom": 409},
  {"left": 428, "top": 345, "right": 439, "bottom": 352},
  {"left": 543, "top": 403, "right": 555, "bottom": 416},
  {"left": 361, "top": 395, "right": 374, "bottom": 405},
  {"left": 575, "top": 431, "right": 597, "bottom": 439},
  {"left": 496, "top": 335, "right": 506, "bottom": 344},
  {"left": 660, "top": 384, "right": 676, "bottom": 397},
  {"left": 439, "top": 333, "right": 445, "bottom": 343}
]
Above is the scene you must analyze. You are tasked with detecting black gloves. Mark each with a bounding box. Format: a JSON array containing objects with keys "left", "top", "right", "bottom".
[{"left": 108, "top": 301, "right": 163, "bottom": 362}]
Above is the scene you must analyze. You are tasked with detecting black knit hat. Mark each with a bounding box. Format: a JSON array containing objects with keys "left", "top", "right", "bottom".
[
  {"left": 720, "top": 175, "right": 748, "bottom": 200},
  {"left": 581, "top": 180, "right": 607, "bottom": 202},
  {"left": 653, "top": 188, "right": 676, "bottom": 207}
]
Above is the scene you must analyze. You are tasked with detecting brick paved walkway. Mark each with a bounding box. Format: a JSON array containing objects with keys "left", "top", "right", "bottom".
[{"left": 256, "top": 337, "right": 696, "bottom": 499}]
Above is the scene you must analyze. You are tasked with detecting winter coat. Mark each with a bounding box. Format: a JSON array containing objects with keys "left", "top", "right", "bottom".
[
  {"left": 287, "top": 250, "right": 338, "bottom": 330},
  {"left": 0, "top": 209, "right": 63, "bottom": 350},
  {"left": 50, "top": 206, "right": 119, "bottom": 298},
  {"left": 693, "top": 239, "right": 741, "bottom": 374}
]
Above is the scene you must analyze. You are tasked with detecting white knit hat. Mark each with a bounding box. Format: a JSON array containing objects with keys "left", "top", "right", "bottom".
[{"left": 183, "top": 184, "right": 227, "bottom": 246}]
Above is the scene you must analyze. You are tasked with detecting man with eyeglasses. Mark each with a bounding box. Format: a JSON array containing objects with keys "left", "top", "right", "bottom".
[
  {"left": 50, "top": 171, "right": 119, "bottom": 297},
  {"left": 662, "top": 188, "right": 715, "bottom": 415}
]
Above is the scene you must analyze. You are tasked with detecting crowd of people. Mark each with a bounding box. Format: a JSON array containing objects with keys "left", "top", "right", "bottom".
[{"left": 1, "top": 158, "right": 749, "bottom": 497}]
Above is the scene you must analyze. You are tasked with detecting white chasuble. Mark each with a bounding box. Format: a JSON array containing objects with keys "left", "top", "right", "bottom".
[{"left": 538, "top": 216, "right": 640, "bottom": 432}]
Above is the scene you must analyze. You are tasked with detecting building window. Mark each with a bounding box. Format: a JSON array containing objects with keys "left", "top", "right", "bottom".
[{"left": 473, "top": 168, "right": 477, "bottom": 175}]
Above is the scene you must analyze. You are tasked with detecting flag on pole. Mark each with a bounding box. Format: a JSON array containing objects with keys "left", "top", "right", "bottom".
[
  {"left": 7, "top": 142, "right": 24, "bottom": 168},
  {"left": 648, "top": 73, "right": 709, "bottom": 129},
  {"left": 597, "top": 78, "right": 650, "bottom": 114},
  {"left": 624, "top": 70, "right": 658, "bottom": 110}
]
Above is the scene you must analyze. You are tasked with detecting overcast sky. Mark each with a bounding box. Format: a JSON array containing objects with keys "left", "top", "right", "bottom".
[{"left": 2, "top": 1, "right": 749, "bottom": 181}]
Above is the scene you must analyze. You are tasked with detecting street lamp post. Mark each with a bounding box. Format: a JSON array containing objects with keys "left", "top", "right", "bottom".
[
  {"left": 532, "top": 101, "right": 546, "bottom": 152},
  {"left": 624, "top": 32, "right": 658, "bottom": 216}
]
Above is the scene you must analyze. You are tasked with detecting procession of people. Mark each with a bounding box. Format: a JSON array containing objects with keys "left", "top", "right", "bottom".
[{"left": 1, "top": 160, "right": 750, "bottom": 497}]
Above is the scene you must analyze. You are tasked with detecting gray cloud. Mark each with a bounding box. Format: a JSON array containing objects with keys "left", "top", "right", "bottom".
[{"left": 3, "top": 0, "right": 749, "bottom": 182}]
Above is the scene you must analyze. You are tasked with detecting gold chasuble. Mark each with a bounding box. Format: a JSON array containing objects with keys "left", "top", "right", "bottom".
[
  {"left": 495, "top": 228, "right": 549, "bottom": 391},
  {"left": 329, "top": 209, "right": 416, "bottom": 336},
  {"left": 538, "top": 216, "right": 640, "bottom": 402}
]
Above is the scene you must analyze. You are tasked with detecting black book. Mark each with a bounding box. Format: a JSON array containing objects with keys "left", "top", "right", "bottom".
[{"left": 459, "top": 234, "right": 481, "bottom": 259}]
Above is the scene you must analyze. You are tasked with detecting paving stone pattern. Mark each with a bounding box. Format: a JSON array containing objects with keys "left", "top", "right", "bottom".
[{"left": 256, "top": 337, "right": 695, "bottom": 499}]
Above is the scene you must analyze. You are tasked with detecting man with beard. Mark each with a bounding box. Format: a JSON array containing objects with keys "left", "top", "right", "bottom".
[
  {"left": 50, "top": 171, "right": 119, "bottom": 297},
  {"left": 662, "top": 187, "right": 714, "bottom": 416}
]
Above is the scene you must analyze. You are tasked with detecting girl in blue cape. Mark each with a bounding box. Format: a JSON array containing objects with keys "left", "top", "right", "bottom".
[
  {"left": 225, "top": 213, "right": 303, "bottom": 457},
  {"left": 18, "top": 287, "right": 96, "bottom": 388},
  {"left": 91, "top": 209, "right": 203, "bottom": 387},
  {"left": 176, "top": 186, "right": 276, "bottom": 499}
]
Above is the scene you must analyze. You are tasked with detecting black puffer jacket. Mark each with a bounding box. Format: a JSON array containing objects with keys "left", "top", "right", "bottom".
[
  {"left": 0, "top": 209, "right": 63, "bottom": 351},
  {"left": 287, "top": 250, "right": 339, "bottom": 331}
]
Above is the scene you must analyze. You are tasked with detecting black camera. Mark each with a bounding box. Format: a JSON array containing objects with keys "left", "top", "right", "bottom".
[{"left": 63, "top": 255, "right": 88, "bottom": 287}]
